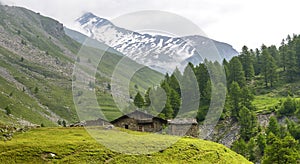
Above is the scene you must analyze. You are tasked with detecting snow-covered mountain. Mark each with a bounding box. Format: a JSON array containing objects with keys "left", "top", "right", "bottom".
[{"left": 74, "top": 12, "right": 239, "bottom": 73}]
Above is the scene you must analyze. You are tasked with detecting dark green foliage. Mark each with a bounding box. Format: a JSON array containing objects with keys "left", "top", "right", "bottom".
[
  {"left": 239, "top": 46, "right": 255, "bottom": 82},
  {"left": 5, "top": 106, "right": 11, "bottom": 116},
  {"left": 21, "top": 39, "right": 27, "bottom": 45},
  {"left": 228, "top": 57, "right": 245, "bottom": 87},
  {"left": 238, "top": 106, "right": 257, "bottom": 141},
  {"left": 287, "top": 119, "right": 300, "bottom": 140},
  {"left": 253, "top": 48, "right": 262, "bottom": 75},
  {"left": 62, "top": 120, "right": 66, "bottom": 127},
  {"left": 240, "top": 87, "right": 254, "bottom": 110},
  {"left": 34, "top": 86, "right": 39, "bottom": 94},
  {"left": 144, "top": 88, "right": 151, "bottom": 107},
  {"left": 57, "top": 120, "right": 62, "bottom": 126},
  {"left": 169, "top": 89, "right": 180, "bottom": 117},
  {"left": 247, "top": 138, "right": 257, "bottom": 162},
  {"left": 229, "top": 82, "right": 241, "bottom": 118},
  {"left": 257, "top": 133, "right": 267, "bottom": 156},
  {"left": 286, "top": 50, "right": 297, "bottom": 82},
  {"left": 266, "top": 116, "right": 280, "bottom": 136},
  {"left": 279, "top": 39, "right": 287, "bottom": 71},
  {"left": 278, "top": 96, "right": 297, "bottom": 116},
  {"left": 232, "top": 139, "right": 248, "bottom": 158},
  {"left": 163, "top": 100, "right": 173, "bottom": 119},
  {"left": 260, "top": 48, "right": 278, "bottom": 87},
  {"left": 263, "top": 134, "right": 300, "bottom": 164},
  {"left": 133, "top": 92, "right": 144, "bottom": 108}
]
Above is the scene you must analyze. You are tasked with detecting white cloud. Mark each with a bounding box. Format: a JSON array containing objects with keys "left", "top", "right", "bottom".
[{"left": 1, "top": 0, "right": 300, "bottom": 51}]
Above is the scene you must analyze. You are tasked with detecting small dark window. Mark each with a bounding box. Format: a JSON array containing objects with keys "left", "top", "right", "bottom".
[
  {"left": 138, "top": 125, "right": 143, "bottom": 131},
  {"left": 125, "top": 125, "right": 129, "bottom": 129}
]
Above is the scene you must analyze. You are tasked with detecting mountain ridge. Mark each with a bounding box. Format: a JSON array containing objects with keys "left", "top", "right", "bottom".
[{"left": 74, "top": 12, "right": 239, "bottom": 73}]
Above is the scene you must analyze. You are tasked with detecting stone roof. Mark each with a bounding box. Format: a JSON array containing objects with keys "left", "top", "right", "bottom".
[
  {"left": 111, "top": 110, "right": 167, "bottom": 124},
  {"left": 168, "top": 118, "right": 198, "bottom": 125}
]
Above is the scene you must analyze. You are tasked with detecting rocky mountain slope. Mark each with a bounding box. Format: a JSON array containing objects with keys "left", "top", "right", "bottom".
[{"left": 75, "top": 12, "right": 239, "bottom": 73}]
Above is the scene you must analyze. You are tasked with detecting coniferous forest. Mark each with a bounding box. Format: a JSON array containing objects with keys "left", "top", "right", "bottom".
[{"left": 134, "top": 34, "right": 300, "bottom": 163}]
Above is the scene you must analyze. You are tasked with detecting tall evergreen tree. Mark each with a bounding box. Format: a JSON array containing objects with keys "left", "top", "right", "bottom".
[
  {"left": 261, "top": 48, "right": 278, "bottom": 87},
  {"left": 266, "top": 116, "right": 280, "bottom": 136},
  {"left": 229, "top": 81, "right": 241, "bottom": 118},
  {"left": 267, "top": 45, "right": 280, "bottom": 65},
  {"left": 295, "top": 38, "right": 300, "bottom": 74},
  {"left": 134, "top": 92, "right": 144, "bottom": 108},
  {"left": 247, "top": 138, "right": 257, "bottom": 162},
  {"left": 257, "top": 133, "right": 267, "bottom": 156},
  {"left": 286, "top": 49, "right": 297, "bottom": 82},
  {"left": 228, "top": 57, "right": 245, "bottom": 87},
  {"left": 169, "top": 89, "right": 181, "bottom": 117},
  {"left": 238, "top": 106, "right": 257, "bottom": 141},
  {"left": 279, "top": 39, "right": 287, "bottom": 71},
  {"left": 144, "top": 88, "right": 151, "bottom": 107},
  {"left": 240, "top": 46, "right": 255, "bottom": 82},
  {"left": 232, "top": 139, "right": 248, "bottom": 158},
  {"left": 263, "top": 134, "right": 299, "bottom": 164},
  {"left": 240, "top": 87, "right": 254, "bottom": 110},
  {"left": 253, "top": 48, "right": 261, "bottom": 75}
]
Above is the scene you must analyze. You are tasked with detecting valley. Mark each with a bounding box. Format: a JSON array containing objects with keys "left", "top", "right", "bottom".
[{"left": 0, "top": 4, "right": 299, "bottom": 164}]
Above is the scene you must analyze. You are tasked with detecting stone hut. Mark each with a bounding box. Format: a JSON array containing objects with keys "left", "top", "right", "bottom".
[
  {"left": 85, "top": 118, "right": 110, "bottom": 126},
  {"left": 167, "top": 118, "right": 199, "bottom": 137},
  {"left": 111, "top": 110, "right": 167, "bottom": 132}
]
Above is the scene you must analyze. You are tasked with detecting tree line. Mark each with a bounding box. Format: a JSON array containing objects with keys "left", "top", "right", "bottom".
[{"left": 132, "top": 34, "right": 300, "bottom": 163}]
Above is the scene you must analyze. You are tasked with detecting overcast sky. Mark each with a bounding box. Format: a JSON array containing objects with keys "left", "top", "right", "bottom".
[{"left": 1, "top": 0, "right": 299, "bottom": 51}]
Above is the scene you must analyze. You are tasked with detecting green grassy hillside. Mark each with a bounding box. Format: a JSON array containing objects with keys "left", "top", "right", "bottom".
[
  {"left": 0, "top": 5, "right": 163, "bottom": 125},
  {"left": 0, "top": 127, "right": 251, "bottom": 163}
]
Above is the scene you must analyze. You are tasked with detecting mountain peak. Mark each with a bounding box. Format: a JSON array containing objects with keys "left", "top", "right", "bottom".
[{"left": 77, "top": 12, "right": 111, "bottom": 27}]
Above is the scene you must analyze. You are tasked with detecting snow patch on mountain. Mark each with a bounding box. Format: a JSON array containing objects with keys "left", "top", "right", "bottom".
[{"left": 74, "top": 12, "right": 239, "bottom": 73}]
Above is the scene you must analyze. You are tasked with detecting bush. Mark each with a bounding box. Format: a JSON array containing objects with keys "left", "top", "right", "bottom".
[
  {"left": 5, "top": 106, "right": 11, "bottom": 116},
  {"left": 278, "top": 97, "right": 297, "bottom": 116}
]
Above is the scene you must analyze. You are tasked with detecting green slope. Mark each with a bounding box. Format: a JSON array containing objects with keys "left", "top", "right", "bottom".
[
  {"left": 0, "top": 5, "right": 163, "bottom": 125},
  {"left": 0, "top": 127, "right": 251, "bottom": 163}
]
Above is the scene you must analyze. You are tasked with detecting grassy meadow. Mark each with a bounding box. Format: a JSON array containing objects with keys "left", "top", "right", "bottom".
[{"left": 0, "top": 127, "right": 251, "bottom": 163}]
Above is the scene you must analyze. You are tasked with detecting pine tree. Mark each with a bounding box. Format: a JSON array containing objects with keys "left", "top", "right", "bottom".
[
  {"left": 62, "top": 120, "right": 66, "bottom": 127},
  {"left": 144, "top": 88, "right": 151, "bottom": 107},
  {"left": 261, "top": 48, "right": 277, "bottom": 87},
  {"left": 232, "top": 139, "right": 248, "bottom": 158},
  {"left": 279, "top": 39, "right": 287, "bottom": 71},
  {"left": 5, "top": 106, "right": 11, "bottom": 116},
  {"left": 279, "top": 96, "right": 297, "bottom": 116},
  {"left": 229, "top": 81, "right": 241, "bottom": 118},
  {"left": 238, "top": 106, "right": 257, "bottom": 141},
  {"left": 169, "top": 89, "right": 180, "bottom": 117},
  {"left": 263, "top": 134, "right": 299, "bottom": 164},
  {"left": 257, "top": 133, "right": 267, "bottom": 156},
  {"left": 295, "top": 38, "right": 300, "bottom": 74},
  {"left": 266, "top": 116, "right": 280, "bottom": 136},
  {"left": 163, "top": 100, "right": 174, "bottom": 119},
  {"left": 240, "top": 46, "right": 255, "bottom": 82},
  {"left": 169, "top": 74, "right": 181, "bottom": 95},
  {"left": 267, "top": 45, "right": 280, "bottom": 65},
  {"left": 240, "top": 87, "right": 254, "bottom": 110},
  {"left": 228, "top": 57, "right": 245, "bottom": 87},
  {"left": 247, "top": 138, "right": 257, "bottom": 162},
  {"left": 134, "top": 92, "right": 144, "bottom": 108},
  {"left": 253, "top": 48, "right": 261, "bottom": 75},
  {"left": 286, "top": 49, "right": 297, "bottom": 82}
]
